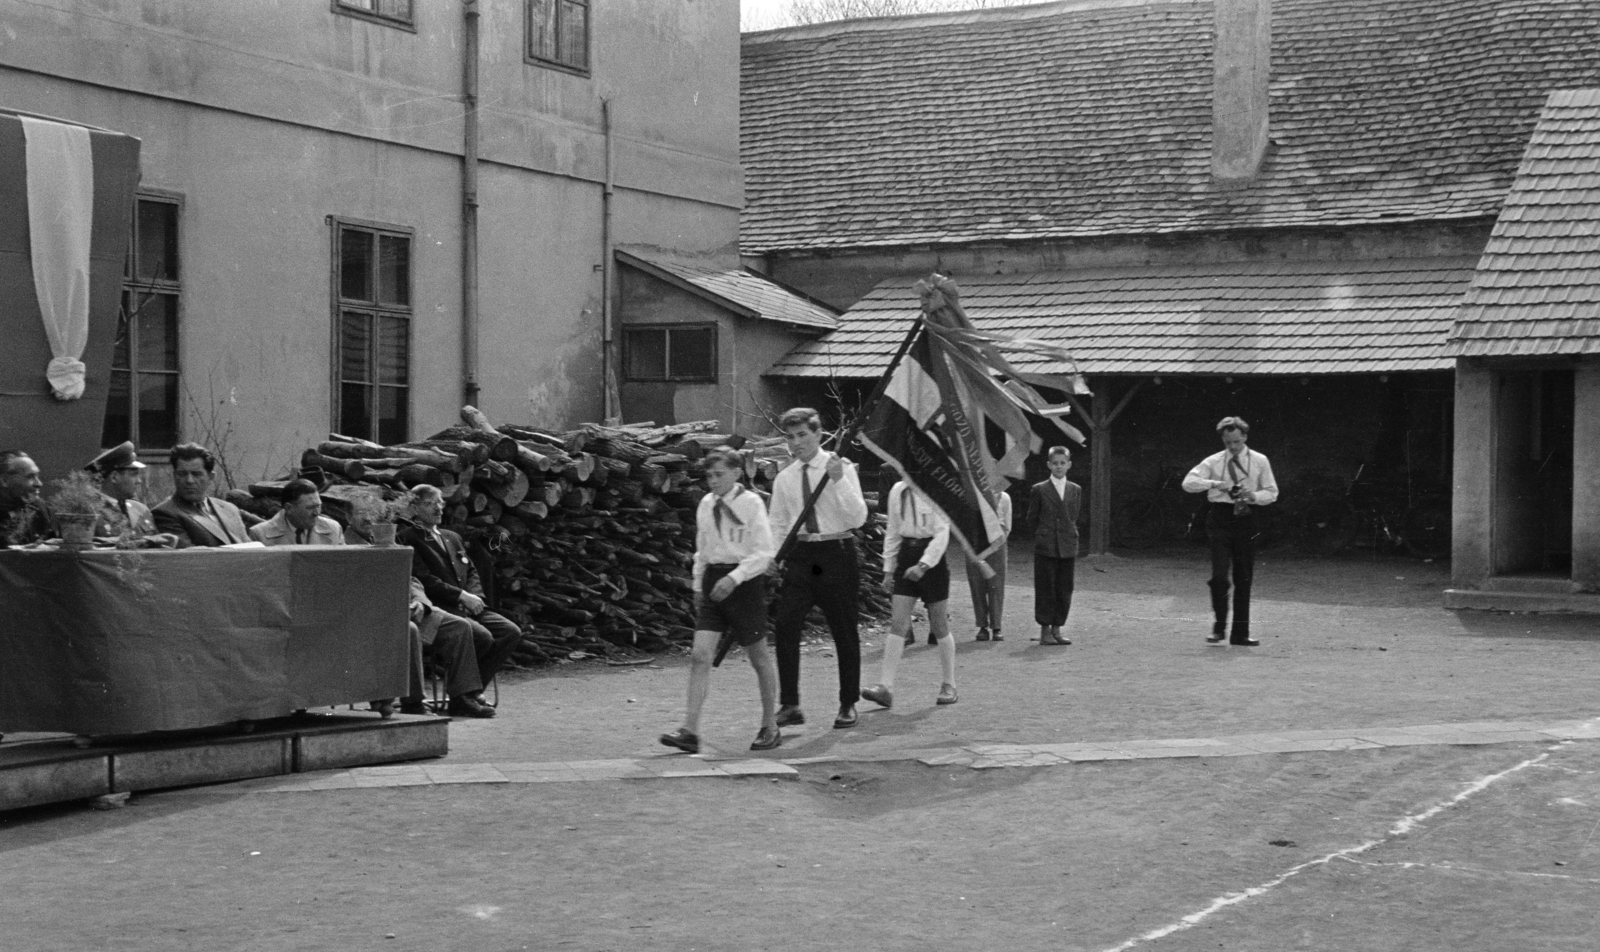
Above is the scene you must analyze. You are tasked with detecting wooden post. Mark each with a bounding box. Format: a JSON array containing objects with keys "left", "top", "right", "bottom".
[{"left": 1066, "top": 379, "right": 1145, "bottom": 557}]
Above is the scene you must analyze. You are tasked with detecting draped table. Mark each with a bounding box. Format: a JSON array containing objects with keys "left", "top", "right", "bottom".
[{"left": 0, "top": 546, "right": 411, "bottom": 735}]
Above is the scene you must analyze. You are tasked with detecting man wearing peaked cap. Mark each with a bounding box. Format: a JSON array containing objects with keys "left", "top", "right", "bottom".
[{"left": 87, "top": 442, "right": 174, "bottom": 546}]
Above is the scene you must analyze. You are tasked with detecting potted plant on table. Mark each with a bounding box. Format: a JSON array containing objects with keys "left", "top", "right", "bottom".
[{"left": 49, "top": 471, "right": 104, "bottom": 550}]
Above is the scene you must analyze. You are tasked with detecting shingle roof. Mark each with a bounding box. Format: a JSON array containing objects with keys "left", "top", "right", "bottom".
[
  {"left": 741, "top": 0, "right": 1600, "bottom": 255},
  {"left": 767, "top": 258, "right": 1479, "bottom": 378},
  {"left": 616, "top": 251, "right": 840, "bottom": 331},
  {"left": 1447, "top": 88, "right": 1600, "bottom": 357}
]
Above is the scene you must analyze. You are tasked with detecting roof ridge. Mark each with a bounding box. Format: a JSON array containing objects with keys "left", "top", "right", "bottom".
[{"left": 740, "top": 0, "right": 1204, "bottom": 44}]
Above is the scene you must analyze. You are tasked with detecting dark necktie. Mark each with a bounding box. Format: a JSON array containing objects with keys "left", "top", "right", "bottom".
[
  {"left": 800, "top": 465, "right": 821, "bottom": 534},
  {"left": 713, "top": 489, "right": 743, "bottom": 533},
  {"left": 1228, "top": 453, "right": 1250, "bottom": 515},
  {"left": 296, "top": 527, "right": 308, "bottom": 544}
]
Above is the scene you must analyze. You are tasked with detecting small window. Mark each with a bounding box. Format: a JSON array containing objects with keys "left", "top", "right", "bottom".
[
  {"left": 104, "top": 194, "right": 182, "bottom": 451},
  {"left": 527, "top": 0, "right": 590, "bottom": 75},
  {"left": 625, "top": 325, "right": 716, "bottom": 383},
  {"left": 333, "top": 220, "right": 412, "bottom": 444},
  {"left": 334, "top": 0, "right": 414, "bottom": 30}
]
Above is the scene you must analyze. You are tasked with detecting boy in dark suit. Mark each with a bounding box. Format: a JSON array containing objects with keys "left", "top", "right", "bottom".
[{"left": 1026, "top": 445, "right": 1080, "bottom": 646}]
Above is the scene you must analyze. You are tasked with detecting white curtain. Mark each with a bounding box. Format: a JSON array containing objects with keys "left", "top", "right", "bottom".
[{"left": 22, "top": 116, "right": 95, "bottom": 401}]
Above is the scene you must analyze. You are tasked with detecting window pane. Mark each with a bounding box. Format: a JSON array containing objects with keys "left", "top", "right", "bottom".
[
  {"left": 138, "top": 373, "right": 180, "bottom": 449},
  {"left": 561, "top": 0, "right": 588, "bottom": 69},
  {"left": 529, "top": 0, "right": 557, "bottom": 60},
  {"left": 670, "top": 327, "right": 715, "bottom": 380},
  {"left": 136, "top": 294, "right": 179, "bottom": 372},
  {"left": 340, "top": 229, "right": 374, "bottom": 301},
  {"left": 103, "top": 370, "right": 131, "bottom": 447},
  {"left": 137, "top": 200, "right": 180, "bottom": 282},
  {"left": 379, "top": 0, "right": 412, "bottom": 21},
  {"left": 626, "top": 329, "right": 667, "bottom": 380},
  {"left": 341, "top": 382, "right": 373, "bottom": 440},
  {"left": 339, "top": 0, "right": 376, "bottom": 11},
  {"left": 378, "top": 235, "right": 410, "bottom": 306},
  {"left": 378, "top": 316, "right": 408, "bottom": 385},
  {"left": 342, "top": 312, "right": 372, "bottom": 383},
  {"left": 377, "top": 386, "right": 408, "bottom": 445},
  {"left": 112, "top": 299, "right": 131, "bottom": 370}
]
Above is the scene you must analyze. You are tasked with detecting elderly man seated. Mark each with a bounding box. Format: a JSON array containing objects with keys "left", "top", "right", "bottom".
[
  {"left": 0, "top": 450, "right": 50, "bottom": 548},
  {"left": 249, "top": 479, "right": 344, "bottom": 546},
  {"left": 399, "top": 485, "right": 520, "bottom": 715},
  {"left": 345, "top": 503, "right": 494, "bottom": 718},
  {"left": 153, "top": 443, "right": 262, "bottom": 546},
  {"left": 86, "top": 442, "right": 178, "bottom": 547}
]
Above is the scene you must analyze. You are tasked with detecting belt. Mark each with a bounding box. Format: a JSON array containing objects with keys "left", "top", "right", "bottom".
[{"left": 797, "top": 531, "right": 853, "bottom": 542}]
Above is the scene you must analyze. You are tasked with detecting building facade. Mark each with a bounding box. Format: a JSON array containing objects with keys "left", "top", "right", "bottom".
[{"left": 0, "top": 0, "right": 742, "bottom": 484}]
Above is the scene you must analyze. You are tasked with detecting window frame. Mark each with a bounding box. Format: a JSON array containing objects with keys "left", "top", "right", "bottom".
[
  {"left": 105, "top": 190, "right": 184, "bottom": 452},
  {"left": 328, "top": 216, "right": 415, "bottom": 444},
  {"left": 331, "top": 0, "right": 417, "bottom": 32},
  {"left": 623, "top": 323, "right": 718, "bottom": 384},
  {"left": 525, "top": 0, "right": 592, "bottom": 77}
]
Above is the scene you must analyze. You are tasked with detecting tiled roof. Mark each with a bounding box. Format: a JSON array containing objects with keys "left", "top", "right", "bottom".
[
  {"left": 741, "top": 0, "right": 1600, "bottom": 254},
  {"left": 767, "top": 258, "right": 1479, "bottom": 378},
  {"left": 616, "top": 251, "right": 840, "bottom": 331},
  {"left": 1448, "top": 88, "right": 1600, "bottom": 357}
]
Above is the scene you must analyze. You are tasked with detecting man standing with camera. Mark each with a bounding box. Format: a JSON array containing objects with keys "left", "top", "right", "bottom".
[{"left": 1183, "top": 417, "right": 1278, "bottom": 646}]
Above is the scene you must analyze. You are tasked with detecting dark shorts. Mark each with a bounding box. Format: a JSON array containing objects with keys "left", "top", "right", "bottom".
[
  {"left": 891, "top": 537, "right": 950, "bottom": 603},
  {"left": 693, "top": 563, "right": 769, "bottom": 647}
]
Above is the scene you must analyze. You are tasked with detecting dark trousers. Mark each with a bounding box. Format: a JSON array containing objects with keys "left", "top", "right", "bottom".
[
  {"left": 467, "top": 609, "right": 523, "bottom": 687},
  {"left": 773, "top": 539, "right": 861, "bottom": 707},
  {"left": 1206, "top": 504, "right": 1256, "bottom": 640},
  {"left": 408, "top": 615, "right": 484, "bottom": 701},
  {"left": 1033, "top": 553, "right": 1075, "bottom": 627}
]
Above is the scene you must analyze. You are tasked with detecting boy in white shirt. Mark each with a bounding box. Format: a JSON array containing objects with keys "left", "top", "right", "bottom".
[
  {"left": 660, "top": 448, "right": 781, "bottom": 753},
  {"left": 861, "top": 479, "right": 958, "bottom": 709},
  {"left": 966, "top": 489, "right": 1012, "bottom": 641}
]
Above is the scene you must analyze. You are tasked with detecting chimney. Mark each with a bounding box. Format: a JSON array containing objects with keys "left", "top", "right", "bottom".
[{"left": 1212, "top": 0, "right": 1271, "bottom": 187}]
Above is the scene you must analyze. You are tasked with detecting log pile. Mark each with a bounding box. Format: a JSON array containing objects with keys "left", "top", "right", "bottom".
[{"left": 245, "top": 407, "right": 888, "bottom": 667}]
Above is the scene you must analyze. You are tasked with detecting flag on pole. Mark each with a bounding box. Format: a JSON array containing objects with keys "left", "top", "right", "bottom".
[{"left": 857, "top": 275, "right": 1088, "bottom": 576}]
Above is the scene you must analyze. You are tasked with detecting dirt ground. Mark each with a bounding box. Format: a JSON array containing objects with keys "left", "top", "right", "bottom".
[{"left": 4, "top": 546, "right": 1600, "bottom": 952}]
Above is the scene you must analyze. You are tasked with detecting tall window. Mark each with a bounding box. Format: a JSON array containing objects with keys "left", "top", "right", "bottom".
[
  {"left": 104, "top": 195, "right": 181, "bottom": 450},
  {"left": 624, "top": 325, "right": 716, "bottom": 382},
  {"left": 527, "top": 0, "right": 590, "bottom": 74},
  {"left": 333, "top": 0, "right": 414, "bottom": 29},
  {"left": 333, "top": 221, "right": 412, "bottom": 445}
]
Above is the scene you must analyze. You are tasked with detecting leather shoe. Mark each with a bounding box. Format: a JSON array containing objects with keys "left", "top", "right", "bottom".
[
  {"left": 369, "top": 699, "right": 397, "bottom": 718},
  {"left": 775, "top": 705, "right": 805, "bottom": 727},
  {"left": 861, "top": 683, "right": 893, "bottom": 709},
  {"left": 447, "top": 696, "right": 496, "bottom": 718},
  {"left": 936, "top": 683, "right": 958, "bottom": 705},
  {"left": 991, "top": 630, "right": 1004, "bottom": 642},
  {"left": 975, "top": 628, "right": 991, "bottom": 642},
  {"left": 1231, "top": 638, "right": 1261, "bottom": 647},
  {"left": 1206, "top": 634, "right": 1226, "bottom": 644},
  {"left": 749, "top": 726, "right": 782, "bottom": 751},
  {"left": 399, "top": 699, "right": 427, "bottom": 716},
  {"left": 1041, "top": 627, "right": 1071, "bottom": 646},
  {"left": 659, "top": 727, "right": 700, "bottom": 754},
  {"left": 833, "top": 704, "right": 858, "bottom": 729}
]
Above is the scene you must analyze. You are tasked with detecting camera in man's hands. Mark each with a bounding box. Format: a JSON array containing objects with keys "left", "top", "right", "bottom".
[{"left": 1227, "top": 484, "right": 1244, "bottom": 500}]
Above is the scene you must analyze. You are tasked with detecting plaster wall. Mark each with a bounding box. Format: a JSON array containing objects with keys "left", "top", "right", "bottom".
[{"left": 1451, "top": 362, "right": 1495, "bottom": 587}]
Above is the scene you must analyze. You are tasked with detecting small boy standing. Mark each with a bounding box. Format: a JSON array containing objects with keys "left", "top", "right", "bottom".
[
  {"left": 1026, "top": 446, "right": 1080, "bottom": 646},
  {"left": 660, "top": 448, "right": 781, "bottom": 754},
  {"left": 967, "top": 488, "right": 1012, "bottom": 641},
  {"left": 861, "top": 479, "right": 958, "bottom": 709}
]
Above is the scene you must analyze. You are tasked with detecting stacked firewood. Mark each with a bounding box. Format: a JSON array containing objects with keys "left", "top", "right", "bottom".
[{"left": 234, "top": 407, "right": 888, "bottom": 666}]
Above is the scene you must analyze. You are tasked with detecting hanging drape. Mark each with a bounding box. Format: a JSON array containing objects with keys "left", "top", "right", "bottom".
[{"left": 21, "top": 116, "right": 95, "bottom": 401}]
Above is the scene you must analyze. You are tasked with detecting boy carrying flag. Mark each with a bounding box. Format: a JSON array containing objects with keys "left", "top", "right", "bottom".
[{"left": 862, "top": 479, "right": 958, "bottom": 710}]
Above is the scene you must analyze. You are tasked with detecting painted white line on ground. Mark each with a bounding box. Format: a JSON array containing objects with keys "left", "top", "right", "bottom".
[{"left": 1097, "top": 749, "right": 1552, "bottom": 952}]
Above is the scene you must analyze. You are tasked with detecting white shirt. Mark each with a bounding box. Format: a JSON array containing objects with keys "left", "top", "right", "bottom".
[
  {"left": 693, "top": 484, "right": 776, "bottom": 590},
  {"left": 882, "top": 481, "right": 950, "bottom": 575},
  {"left": 1182, "top": 448, "right": 1280, "bottom": 505},
  {"left": 994, "top": 491, "right": 1013, "bottom": 537},
  {"left": 1049, "top": 476, "right": 1069, "bottom": 500},
  {"left": 768, "top": 450, "right": 869, "bottom": 543}
]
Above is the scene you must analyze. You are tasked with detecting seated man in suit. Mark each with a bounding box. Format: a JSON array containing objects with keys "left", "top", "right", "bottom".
[
  {"left": 153, "top": 443, "right": 262, "bottom": 546},
  {"left": 398, "top": 485, "right": 519, "bottom": 714},
  {"left": 0, "top": 450, "right": 51, "bottom": 548},
  {"left": 345, "top": 506, "right": 491, "bottom": 718},
  {"left": 87, "top": 442, "right": 177, "bottom": 547},
  {"left": 249, "top": 479, "right": 344, "bottom": 546}
]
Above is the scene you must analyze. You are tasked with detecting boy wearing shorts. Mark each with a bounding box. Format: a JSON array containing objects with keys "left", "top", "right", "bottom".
[
  {"left": 861, "top": 480, "right": 958, "bottom": 709},
  {"left": 660, "top": 448, "right": 781, "bottom": 753}
]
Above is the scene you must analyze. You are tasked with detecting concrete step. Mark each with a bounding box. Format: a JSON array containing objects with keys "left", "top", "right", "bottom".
[
  {"left": 0, "top": 712, "right": 447, "bottom": 813},
  {"left": 1479, "top": 576, "right": 1581, "bottom": 595},
  {"left": 1445, "top": 588, "right": 1600, "bottom": 614}
]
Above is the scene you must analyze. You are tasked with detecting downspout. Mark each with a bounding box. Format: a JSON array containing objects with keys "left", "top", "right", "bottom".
[
  {"left": 461, "top": 0, "right": 482, "bottom": 407},
  {"left": 601, "top": 98, "right": 620, "bottom": 423}
]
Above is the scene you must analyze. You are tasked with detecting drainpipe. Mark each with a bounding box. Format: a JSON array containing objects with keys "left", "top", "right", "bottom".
[
  {"left": 601, "top": 98, "right": 620, "bottom": 423},
  {"left": 461, "top": 0, "right": 482, "bottom": 407}
]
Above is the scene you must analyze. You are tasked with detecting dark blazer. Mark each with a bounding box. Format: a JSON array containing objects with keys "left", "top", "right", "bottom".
[
  {"left": 1026, "top": 478, "right": 1082, "bottom": 559},
  {"left": 398, "top": 522, "right": 483, "bottom": 610},
  {"left": 152, "top": 495, "right": 259, "bottom": 547}
]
